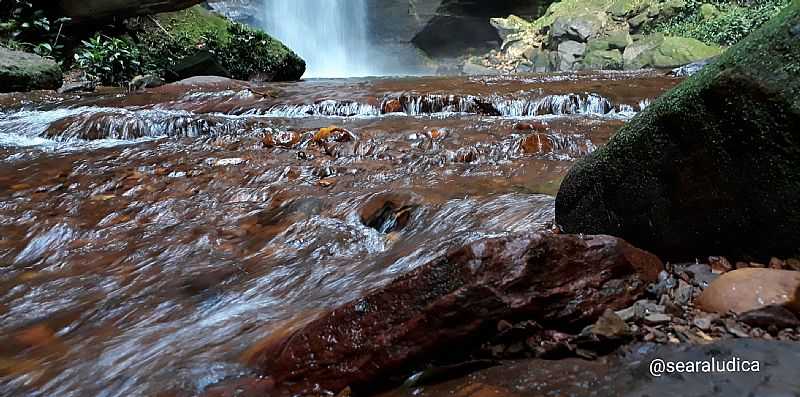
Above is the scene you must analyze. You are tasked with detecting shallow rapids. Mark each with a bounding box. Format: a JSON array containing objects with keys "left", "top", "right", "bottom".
[{"left": 0, "top": 71, "right": 680, "bottom": 396}]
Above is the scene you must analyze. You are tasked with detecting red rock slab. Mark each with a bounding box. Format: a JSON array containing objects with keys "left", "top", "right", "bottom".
[{"left": 249, "top": 233, "right": 662, "bottom": 395}]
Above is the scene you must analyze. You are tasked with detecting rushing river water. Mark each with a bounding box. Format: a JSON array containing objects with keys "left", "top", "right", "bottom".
[{"left": 0, "top": 72, "right": 679, "bottom": 396}]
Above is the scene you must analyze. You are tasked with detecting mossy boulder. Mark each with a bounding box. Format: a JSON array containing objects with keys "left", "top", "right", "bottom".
[
  {"left": 582, "top": 48, "right": 624, "bottom": 69},
  {"left": 699, "top": 3, "right": 720, "bottom": 20},
  {"left": 588, "top": 31, "right": 633, "bottom": 51},
  {"left": 610, "top": 0, "right": 644, "bottom": 18},
  {"left": 555, "top": 2, "right": 800, "bottom": 260},
  {"left": 130, "top": 5, "right": 304, "bottom": 81},
  {"left": 551, "top": 12, "right": 610, "bottom": 42},
  {"left": 623, "top": 34, "right": 722, "bottom": 69},
  {"left": 0, "top": 46, "right": 62, "bottom": 93}
]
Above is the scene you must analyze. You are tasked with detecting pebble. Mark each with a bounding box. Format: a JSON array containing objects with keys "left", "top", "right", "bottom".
[
  {"left": 644, "top": 313, "right": 671, "bottom": 325},
  {"left": 673, "top": 280, "right": 693, "bottom": 306},
  {"left": 692, "top": 316, "right": 714, "bottom": 331}
]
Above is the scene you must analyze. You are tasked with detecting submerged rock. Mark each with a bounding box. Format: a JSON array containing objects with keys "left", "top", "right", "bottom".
[
  {"left": 248, "top": 233, "right": 661, "bottom": 394},
  {"left": 0, "top": 47, "right": 62, "bottom": 93},
  {"left": 555, "top": 4, "right": 800, "bottom": 260}
]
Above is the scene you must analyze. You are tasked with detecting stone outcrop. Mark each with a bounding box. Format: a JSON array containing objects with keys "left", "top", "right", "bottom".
[
  {"left": 248, "top": 232, "right": 661, "bottom": 395},
  {"left": 482, "top": 0, "right": 723, "bottom": 72},
  {"left": 0, "top": 47, "right": 62, "bottom": 93},
  {"left": 555, "top": 3, "right": 800, "bottom": 260},
  {"left": 56, "top": 0, "right": 202, "bottom": 22}
]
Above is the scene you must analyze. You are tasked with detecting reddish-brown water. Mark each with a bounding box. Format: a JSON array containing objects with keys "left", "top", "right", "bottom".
[{"left": 0, "top": 71, "right": 680, "bottom": 396}]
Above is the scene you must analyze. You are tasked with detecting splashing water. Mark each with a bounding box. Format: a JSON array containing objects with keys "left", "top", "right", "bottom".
[{"left": 262, "top": 0, "right": 380, "bottom": 78}]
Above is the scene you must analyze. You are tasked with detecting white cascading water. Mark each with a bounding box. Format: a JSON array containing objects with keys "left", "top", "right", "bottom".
[{"left": 262, "top": 0, "right": 378, "bottom": 78}]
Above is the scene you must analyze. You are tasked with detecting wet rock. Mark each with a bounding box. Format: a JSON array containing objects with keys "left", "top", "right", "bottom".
[
  {"left": 696, "top": 268, "right": 800, "bottom": 315},
  {"left": 128, "top": 75, "right": 165, "bottom": 92},
  {"left": 382, "top": 99, "right": 404, "bottom": 114},
  {"left": 708, "top": 256, "right": 733, "bottom": 273},
  {"left": 514, "top": 122, "right": 548, "bottom": 132},
  {"left": 738, "top": 305, "right": 800, "bottom": 331},
  {"left": 0, "top": 47, "right": 63, "bottom": 93},
  {"left": 555, "top": 4, "right": 800, "bottom": 260},
  {"left": 58, "top": 80, "right": 97, "bottom": 94},
  {"left": 359, "top": 192, "right": 421, "bottom": 234},
  {"left": 518, "top": 133, "right": 554, "bottom": 155},
  {"left": 199, "top": 377, "right": 274, "bottom": 397},
  {"left": 249, "top": 233, "right": 661, "bottom": 394},
  {"left": 165, "top": 51, "right": 231, "bottom": 82},
  {"left": 669, "top": 57, "right": 716, "bottom": 77},
  {"left": 314, "top": 126, "right": 358, "bottom": 144}
]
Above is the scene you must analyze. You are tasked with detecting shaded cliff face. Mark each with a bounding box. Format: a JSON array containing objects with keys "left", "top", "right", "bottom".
[
  {"left": 210, "top": 0, "right": 554, "bottom": 60},
  {"left": 402, "top": 0, "right": 554, "bottom": 57}
]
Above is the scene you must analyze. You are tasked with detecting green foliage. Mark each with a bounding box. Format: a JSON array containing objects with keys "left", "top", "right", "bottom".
[
  {"left": 221, "top": 23, "right": 304, "bottom": 80},
  {"left": 73, "top": 35, "right": 141, "bottom": 86},
  {"left": 0, "top": 0, "right": 70, "bottom": 61},
  {"left": 646, "top": 0, "right": 791, "bottom": 46}
]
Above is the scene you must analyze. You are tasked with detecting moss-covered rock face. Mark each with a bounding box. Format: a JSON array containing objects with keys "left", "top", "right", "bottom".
[
  {"left": 582, "top": 48, "right": 623, "bottom": 69},
  {"left": 555, "top": 1, "right": 800, "bottom": 261},
  {"left": 623, "top": 35, "right": 722, "bottom": 69},
  {"left": 131, "top": 6, "right": 305, "bottom": 81},
  {"left": 0, "top": 46, "right": 62, "bottom": 93}
]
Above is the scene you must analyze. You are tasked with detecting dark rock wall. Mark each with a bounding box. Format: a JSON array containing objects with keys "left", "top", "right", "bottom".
[{"left": 402, "top": 0, "right": 553, "bottom": 57}]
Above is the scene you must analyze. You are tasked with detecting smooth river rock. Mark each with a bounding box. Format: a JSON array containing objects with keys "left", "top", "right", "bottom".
[
  {"left": 248, "top": 233, "right": 662, "bottom": 395},
  {"left": 555, "top": 3, "right": 800, "bottom": 260},
  {"left": 696, "top": 268, "right": 800, "bottom": 315}
]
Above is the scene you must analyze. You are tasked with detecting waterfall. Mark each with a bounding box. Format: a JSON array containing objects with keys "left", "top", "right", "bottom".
[{"left": 262, "top": 0, "right": 378, "bottom": 78}]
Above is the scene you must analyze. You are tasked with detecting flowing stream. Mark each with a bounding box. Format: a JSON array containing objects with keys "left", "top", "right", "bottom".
[
  {"left": 0, "top": 72, "right": 680, "bottom": 396},
  {"left": 262, "top": 0, "right": 379, "bottom": 78}
]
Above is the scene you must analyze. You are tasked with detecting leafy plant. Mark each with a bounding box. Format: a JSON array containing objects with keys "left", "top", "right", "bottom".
[
  {"left": 647, "top": 0, "right": 791, "bottom": 46},
  {"left": 74, "top": 34, "right": 142, "bottom": 86}
]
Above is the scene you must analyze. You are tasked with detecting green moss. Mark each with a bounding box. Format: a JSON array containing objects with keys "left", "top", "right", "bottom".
[
  {"left": 582, "top": 48, "right": 624, "bottom": 69},
  {"left": 131, "top": 5, "right": 305, "bottom": 81},
  {"left": 646, "top": 0, "right": 792, "bottom": 46}
]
